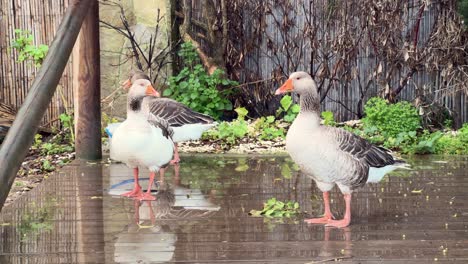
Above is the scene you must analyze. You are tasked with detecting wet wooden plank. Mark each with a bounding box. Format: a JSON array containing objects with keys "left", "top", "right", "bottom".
[{"left": 1, "top": 155, "right": 468, "bottom": 263}]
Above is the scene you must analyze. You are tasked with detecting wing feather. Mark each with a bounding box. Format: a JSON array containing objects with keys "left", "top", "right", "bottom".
[
  {"left": 146, "top": 98, "right": 214, "bottom": 127},
  {"left": 147, "top": 113, "right": 174, "bottom": 139},
  {"left": 327, "top": 127, "right": 396, "bottom": 168}
]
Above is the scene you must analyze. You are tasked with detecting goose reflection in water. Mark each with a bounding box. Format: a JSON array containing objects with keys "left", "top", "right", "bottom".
[
  {"left": 316, "top": 227, "right": 352, "bottom": 262},
  {"left": 110, "top": 163, "right": 220, "bottom": 263}
]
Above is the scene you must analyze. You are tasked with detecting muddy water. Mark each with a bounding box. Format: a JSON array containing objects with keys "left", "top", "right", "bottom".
[{"left": 0, "top": 155, "right": 467, "bottom": 263}]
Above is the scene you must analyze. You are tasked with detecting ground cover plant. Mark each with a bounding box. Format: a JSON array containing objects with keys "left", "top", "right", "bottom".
[
  {"left": 6, "top": 113, "right": 76, "bottom": 206},
  {"left": 249, "top": 197, "right": 300, "bottom": 218},
  {"left": 345, "top": 97, "right": 468, "bottom": 155},
  {"left": 199, "top": 96, "right": 467, "bottom": 155}
]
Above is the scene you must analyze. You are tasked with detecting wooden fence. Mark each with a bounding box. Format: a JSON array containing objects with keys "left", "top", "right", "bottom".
[
  {"left": 0, "top": 0, "right": 74, "bottom": 128},
  {"left": 188, "top": 0, "right": 468, "bottom": 124},
  {"left": 241, "top": 0, "right": 467, "bottom": 123}
]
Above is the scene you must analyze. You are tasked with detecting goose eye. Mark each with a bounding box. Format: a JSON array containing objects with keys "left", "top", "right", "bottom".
[{"left": 296, "top": 77, "right": 301, "bottom": 80}]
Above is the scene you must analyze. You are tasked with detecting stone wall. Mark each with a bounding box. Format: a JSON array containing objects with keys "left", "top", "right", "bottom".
[{"left": 100, "top": 0, "right": 170, "bottom": 118}]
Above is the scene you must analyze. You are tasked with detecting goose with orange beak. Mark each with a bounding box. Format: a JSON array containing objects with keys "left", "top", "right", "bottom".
[
  {"left": 108, "top": 71, "right": 216, "bottom": 164},
  {"left": 110, "top": 79, "right": 174, "bottom": 201},
  {"left": 276, "top": 71, "right": 407, "bottom": 228}
]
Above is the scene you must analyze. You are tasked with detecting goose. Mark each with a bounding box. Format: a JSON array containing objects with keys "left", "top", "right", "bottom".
[
  {"left": 110, "top": 79, "right": 174, "bottom": 201},
  {"left": 276, "top": 71, "right": 408, "bottom": 228},
  {"left": 110, "top": 71, "right": 217, "bottom": 164}
]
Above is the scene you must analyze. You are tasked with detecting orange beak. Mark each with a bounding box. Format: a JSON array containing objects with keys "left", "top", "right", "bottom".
[
  {"left": 145, "top": 85, "right": 160, "bottom": 97},
  {"left": 275, "top": 79, "right": 294, "bottom": 95},
  {"left": 121, "top": 79, "right": 132, "bottom": 91}
]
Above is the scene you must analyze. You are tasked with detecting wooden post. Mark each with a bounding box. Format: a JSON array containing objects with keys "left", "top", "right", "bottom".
[
  {"left": 73, "top": 0, "right": 102, "bottom": 160},
  {"left": 453, "top": 90, "right": 462, "bottom": 129},
  {"left": 0, "top": 0, "right": 94, "bottom": 211}
]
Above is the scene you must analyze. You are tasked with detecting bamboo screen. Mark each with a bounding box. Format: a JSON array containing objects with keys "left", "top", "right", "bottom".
[{"left": 0, "top": 0, "right": 74, "bottom": 129}]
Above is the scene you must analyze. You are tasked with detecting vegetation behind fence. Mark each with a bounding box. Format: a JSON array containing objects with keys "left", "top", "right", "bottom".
[
  {"left": 180, "top": 0, "right": 468, "bottom": 127},
  {"left": 0, "top": 0, "right": 74, "bottom": 129}
]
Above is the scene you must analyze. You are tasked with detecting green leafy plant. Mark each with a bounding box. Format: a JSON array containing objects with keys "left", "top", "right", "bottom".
[
  {"left": 321, "top": 111, "right": 336, "bottom": 126},
  {"left": 11, "top": 29, "right": 48, "bottom": 66},
  {"left": 357, "top": 97, "right": 421, "bottom": 150},
  {"left": 42, "top": 160, "right": 56, "bottom": 172},
  {"left": 253, "top": 116, "right": 285, "bottom": 140},
  {"left": 409, "top": 131, "right": 443, "bottom": 154},
  {"left": 40, "top": 141, "right": 73, "bottom": 155},
  {"left": 59, "top": 113, "right": 74, "bottom": 144},
  {"left": 163, "top": 42, "right": 237, "bottom": 119},
  {"left": 249, "top": 197, "right": 300, "bottom": 218},
  {"left": 32, "top": 134, "right": 43, "bottom": 150},
  {"left": 202, "top": 107, "right": 249, "bottom": 145},
  {"left": 29, "top": 113, "right": 74, "bottom": 162},
  {"left": 433, "top": 123, "right": 468, "bottom": 154},
  {"left": 362, "top": 97, "right": 420, "bottom": 139},
  {"left": 276, "top": 95, "right": 300, "bottom": 122}
]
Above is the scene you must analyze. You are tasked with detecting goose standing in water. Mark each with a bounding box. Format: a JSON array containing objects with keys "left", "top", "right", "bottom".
[
  {"left": 276, "top": 71, "right": 407, "bottom": 228},
  {"left": 110, "top": 79, "right": 174, "bottom": 201},
  {"left": 116, "top": 72, "right": 217, "bottom": 164}
]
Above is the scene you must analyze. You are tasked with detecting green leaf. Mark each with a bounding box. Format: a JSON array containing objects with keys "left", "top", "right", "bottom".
[
  {"left": 235, "top": 107, "right": 248, "bottom": 119},
  {"left": 265, "top": 209, "right": 275, "bottom": 216},
  {"left": 224, "top": 101, "right": 233, "bottom": 111},
  {"left": 321, "top": 111, "right": 335, "bottom": 126},
  {"left": 179, "top": 81, "right": 189, "bottom": 89},
  {"left": 290, "top": 104, "right": 300, "bottom": 113},
  {"left": 266, "top": 198, "right": 277, "bottom": 206},
  {"left": 266, "top": 116, "right": 275, "bottom": 123},
  {"left": 163, "top": 89, "right": 173, "bottom": 96},
  {"left": 280, "top": 95, "right": 292, "bottom": 111}
]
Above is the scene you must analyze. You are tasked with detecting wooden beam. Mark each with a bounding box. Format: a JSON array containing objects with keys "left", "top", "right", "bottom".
[
  {"left": 73, "top": 0, "right": 102, "bottom": 160},
  {"left": 0, "top": 0, "right": 94, "bottom": 211}
]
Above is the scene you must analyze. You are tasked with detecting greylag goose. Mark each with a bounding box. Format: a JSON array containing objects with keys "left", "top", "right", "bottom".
[
  {"left": 110, "top": 79, "right": 174, "bottom": 201},
  {"left": 114, "top": 71, "right": 217, "bottom": 164},
  {"left": 276, "top": 71, "right": 407, "bottom": 228}
]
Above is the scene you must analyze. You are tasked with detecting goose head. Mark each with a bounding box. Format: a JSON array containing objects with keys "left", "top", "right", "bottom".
[
  {"left": 275, "top": 71, "right": 317, "bottom": 96},
  {"left": 122, "top": 71, "right": 160, "bottom": 97},
  {"left": 128, "top": 79, "right": 159, "bottom": 98}
]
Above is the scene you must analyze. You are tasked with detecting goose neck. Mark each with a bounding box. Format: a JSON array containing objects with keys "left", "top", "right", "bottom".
[{"left": 299, "top": 91, "right": 320, "bottom": 114}]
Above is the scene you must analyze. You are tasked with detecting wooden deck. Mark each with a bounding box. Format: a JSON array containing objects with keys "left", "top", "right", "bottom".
[{"left": 1, "top": 155, "right": 468, "bottom": 263}]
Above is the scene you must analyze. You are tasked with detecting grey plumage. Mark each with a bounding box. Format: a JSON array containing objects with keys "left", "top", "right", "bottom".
[
  {"left": 283, "top": 71, "right": 404, "bottom": 193},
  {"left": 147, "top": 113, "right": 174, "bottom": 140},
  {"left": 129, "top": 72, "right": 215, "bottom": 127},
  {"left": 279, "top": 71, "right": 407, "bottom": 227},
  {"left": 145, "top": 97, "right": 214, "bottom": 127}
]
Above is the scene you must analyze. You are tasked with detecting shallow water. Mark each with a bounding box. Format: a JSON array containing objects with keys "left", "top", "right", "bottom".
[{"left": 1, "top": 154, "right": 468, "bottom": 263}]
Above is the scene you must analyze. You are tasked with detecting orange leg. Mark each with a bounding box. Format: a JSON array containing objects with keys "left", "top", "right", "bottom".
[
  {"left": 170, "top": 143, "right": 180, "bottom": 164},
  {"left": 121, "top": 168, "right": 143, "bottom": 197},
  {"left": 326, "top": 194, "right": 352, "bottom": 228},
  {"left": 305, "top": 191, "right": 335, "bottom": 224},
  {"left": 137, "top": 171, "right": 156, "bottom": 201}
]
